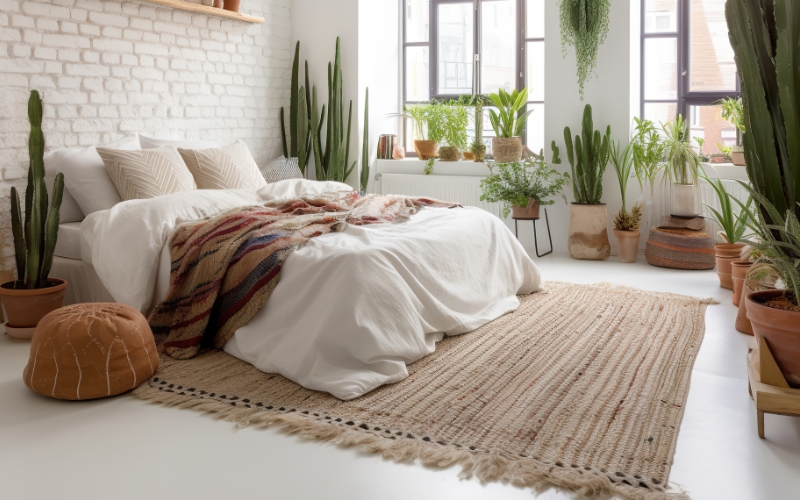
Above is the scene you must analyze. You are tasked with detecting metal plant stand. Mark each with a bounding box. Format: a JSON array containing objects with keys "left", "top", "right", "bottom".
[{"left": 513, "top": 208, "right": 553, "bottom": 258}]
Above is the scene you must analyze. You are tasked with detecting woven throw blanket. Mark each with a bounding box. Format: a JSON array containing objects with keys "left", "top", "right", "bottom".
[{"left": 149, "top": 194, "right": 459, "bottom": 359}]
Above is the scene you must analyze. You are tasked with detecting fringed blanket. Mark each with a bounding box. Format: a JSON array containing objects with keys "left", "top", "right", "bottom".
[{"left": 149, "top": 194, "right": 459, "bottom": 359}]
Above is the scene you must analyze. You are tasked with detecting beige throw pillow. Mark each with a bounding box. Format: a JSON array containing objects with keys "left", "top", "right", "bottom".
[
  {"left": 178, "top": 140, "right": 267, "bottom": 190},
  {"left": 97, "top": 147, "right": 194, "bottom": 201}
]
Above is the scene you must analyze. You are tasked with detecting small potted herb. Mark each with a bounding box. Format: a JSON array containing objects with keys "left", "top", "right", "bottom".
[
  {"left": 718, "top": 97, "right": 746, "bottom": 166},
  {"left": 609, "top": 140, "right": 643, "bottom": 263},
  {"left": 437, "top": 99, "right": 469, "bottom": 161},
  {"left": 702, "top": 173, "right": 751, "bottom": 290},
  {"left": 398, "top": 104, "right": 446, "bottom": 160}
]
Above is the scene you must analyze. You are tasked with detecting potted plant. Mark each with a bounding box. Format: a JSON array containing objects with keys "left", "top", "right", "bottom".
[
  {"left": 0, "top": 91, "right": 67, "bottom": 340},
  {"left": 401, "top": 103, "right": 446, "bottom": 160},
  {"left": 631, "top": 117, "right": 664, "bottom": 230},
  {"left": 718, "top": 97, "right": 746, "bottom": 166},
  {"left": 487, "top": 88, "right": 532, "bottom": 163},
  {"left": 480, "top": 143, "right": 569, "bottom": 219},
  {"left": 702, "top": 173, "right": 751, "bottom": 290},
  {"left": 469, "top": 96, "right": 487, "bottom": 162},
  {"left": 559, "top": 0, "right": 611, "bottom": 99},
  {"left": 610, "top": 140, "right": 643, "bottom": 263},
  {"left": 731, "top": 247, "right": 759, "bottom": 307},
  {"left": 728, "top": 0, "right": 800, "bottom": 387},
  {"left": 564, "top": 104, "right": 611, "bottom": 260},
  {"left": 437, "top": 99, "right": 469, "bottom": 161},
  {"left": 661, "top": 115, "right": 702, "bottom": 217}
]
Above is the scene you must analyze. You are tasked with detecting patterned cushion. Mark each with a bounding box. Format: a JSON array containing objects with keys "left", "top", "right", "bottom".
[
  {"left": 97, "top": 146, "right": 194, "bottom": 201},
  {"left": 178, "top": 140, "right": 267, "bottom": 190},
  {"left": 261, "top": 156, "right": 304, "bottom": 183}
]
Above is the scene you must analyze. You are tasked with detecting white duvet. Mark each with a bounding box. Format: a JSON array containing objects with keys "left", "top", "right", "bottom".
[{"left": 82, "top": 180, "right": 541, "bottom": 400}]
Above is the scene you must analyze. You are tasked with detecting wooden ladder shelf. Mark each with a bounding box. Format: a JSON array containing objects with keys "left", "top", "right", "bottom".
[{"left": 747, "top": 337, "right": 800, "bottom": 438}]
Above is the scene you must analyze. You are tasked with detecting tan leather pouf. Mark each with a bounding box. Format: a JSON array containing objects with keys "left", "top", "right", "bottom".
[{"left": 23, "top": 303, "right": 159, "bottom": 400}]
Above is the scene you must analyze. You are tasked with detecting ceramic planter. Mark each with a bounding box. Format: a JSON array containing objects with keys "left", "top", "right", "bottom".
[
  {"left": 569, "top": 204, "right": 610, "bottom": 261},
  {"left": 731, "top": 149, "right": 746, "bottom": 166},
  {"left": 715, "top": 243, "right": 745, "bottom": 290},
  {"left": 414, "top": 140, "right": 439, "bottom": 160},
  {"left": 747, "top": 290, "right": 800, "bottom": 388},
  {"left": 511, "top": 200, "right": 540, "bottom": 220},
  {"left": 0, "top": 279, "right": 67, "bottom": 340},
  {"left": 731, "top": 260, "right": 754, "bottom": 306},
  {"left": 613, "top": 229, "right": 641, "bottom": 263},
  {"left": 492, "top": 137, "right": 523, "bottom": 163},
  {"left": 671, "top": 184, "right": 698, "bottom": 217}
]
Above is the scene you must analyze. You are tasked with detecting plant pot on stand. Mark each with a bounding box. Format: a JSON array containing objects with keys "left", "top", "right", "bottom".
[
  {"left": 672, "top": 183, "right": 698, "bottom": 217},
  {"left": 747, "top": 291, "right": 800, "bottom": 388},
  {"left": 492, "top": 137, "right": 522, "bottom": 163},
  {"left": 613, "top": 229, "right": 641, "bottom": 263},
  {"left": 414, "top": 140, "right": 439, "bottom": 160},
  {"left": 569, "top": 203, "right": 611, "bottom": 261},
  {"left": 715, "top": 242, "right": 745, "bottom": 290},
  {"left": 512, "top": 199, "right": 540, "bottom": 219},
  {"left": 0, "top": 279, "right": 67, "bottom": 340}
]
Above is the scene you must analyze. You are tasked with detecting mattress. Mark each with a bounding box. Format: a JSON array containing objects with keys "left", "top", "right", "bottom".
[{"left": 54, "top": 222, "right": 82, "bottom": 260}]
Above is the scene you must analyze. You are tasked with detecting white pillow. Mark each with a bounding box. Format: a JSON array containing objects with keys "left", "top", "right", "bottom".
[
  {"left": 177, "top": 140, "right": 267, "bottom": 190},
  {"left": 260, "top": 156, "right": 304, "bottom": 183},
  {"left": 96, "top": 146, "right": 195, "bottom": 201},
  {"left": 257, "top": 178, "right": 354, "bottom": 202},
  {"left": 138, "top": 133, "right": 221, "bottom": 150},
  {"left": 54, "top": 136, "right": 140, "bottom": 216},
  {"left": 45, "top": 151, "right": 84, "bottom": 223}
]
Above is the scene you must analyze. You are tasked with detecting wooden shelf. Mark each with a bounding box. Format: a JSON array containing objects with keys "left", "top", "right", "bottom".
[{"left": 137, "top": 0, "right": 265, "bottom": 24}]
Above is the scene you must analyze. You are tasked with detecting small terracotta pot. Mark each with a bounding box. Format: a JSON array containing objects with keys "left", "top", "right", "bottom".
[
  {"left": 614, "top": 229, "right": 641, "bottom": 264},
  {"left": 715, "top": 242, "right": 745, "bottom": 290},
  {"left": 462, "top": 151, "right": 474, "bottom": 161},
  {"left": 747, "top": 290, "right": 800, "bottom": 387},
  {"left": 213, "top": 0, "right": 223, "bottom": 8},
  {"left": 731, "top": 151, "right": 746, "bottom": 166},
  {"left": 731, "top": 260, "right": 753, "bottom": 306},
  {"left": 414, "top": 140, "right": 439, "bottom": 160},
  {"left": 512, "top": 200, "right": 540, "bottom": 220},
  {"left": 0, "top": 279, "right": 67, "bottom": 335},
  {"left": 736, "top": 283, "right": 755, "bottom": 335},
  {"left": 569, "top": 204, "right": 610, "bottom": 261},
  {"left": 492, "top": 137, "right": 523, "bottom": 163},
  {"left": 223, "top": 0, "right": 240, "bottom": 12}
]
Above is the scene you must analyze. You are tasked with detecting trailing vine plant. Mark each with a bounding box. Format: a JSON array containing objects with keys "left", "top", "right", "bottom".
[{"left": 559, "top": 0, "right": 611, "bottom": 100}]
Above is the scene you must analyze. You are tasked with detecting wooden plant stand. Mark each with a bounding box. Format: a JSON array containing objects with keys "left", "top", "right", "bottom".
[{"left": 747, "top": 337, "right": 800, "bottom": 439}]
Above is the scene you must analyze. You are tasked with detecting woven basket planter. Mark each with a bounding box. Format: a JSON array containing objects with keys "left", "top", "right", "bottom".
[
  {"left": 492, "top": 137, "right": 522, "bottom": 163},
  {"left": 645, "top": 228, "right": 715, "bottom": 270}
]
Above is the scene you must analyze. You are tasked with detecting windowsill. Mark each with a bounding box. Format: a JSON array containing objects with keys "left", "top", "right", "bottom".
[
  {"left": 701, "top": 162, "right": 748, "bottom": 181},
  {"left": 376, "top": 158, "right": 491, "bottom": 177}
]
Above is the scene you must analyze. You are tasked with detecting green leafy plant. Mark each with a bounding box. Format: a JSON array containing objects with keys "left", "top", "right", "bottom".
[
  {"left": 660, "top": 114, "right": 701, "bottom": 185},
  {"left": 564, "top": 104, "right": 610, "bottom": 204},
  {"left": 480, "top": 143, "right": 570, "bottom": 218},
  {"left": 559, "top": 0, "right": 611, "bottom": 99},
  {"left": 10, "top": 90, "right": 65, "bottom": 289},
  {"left": 702, "top": 173, "right": 752, "bottom": 244},
  {"left": 280, "top": 41, "right": 311, "bottom": 175},
  {"left": 487, "top": 88, "right": 532, "bottom": 138},
  {"left": 360, "top": 88, "right": 369, "bottom": 193},
  {"left": 717, "top": 97, "right": 745, "bottom": 133},
  {"left": 424, "top": 158, "right": 435, "bottom": 175},
  {"left": 694, "top": 137, "right": 710, "bottom": 162},
  {"left": 718, "top": 143, "right": 733, "bottom": 158},
  {"left": 310, "top": 37, "right": 355, "bottom": 183},
  {"left": 470, "top": 96, "right": 487, "bottom": 161},
  {"left": 609, "top": 140, "right": 642, "bottom": 231},
  {"left": 631, "top": 117, "right": 664, "bottom": 197},
  {"left": 439, "top": 99, "right": 469, "bottom": 150},
  {"left": 395, "top": 103, "right": 447, "bottom": 143}
]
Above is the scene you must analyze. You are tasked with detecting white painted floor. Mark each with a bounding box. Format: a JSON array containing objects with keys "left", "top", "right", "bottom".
[{"left": 2, "top": 252, "right": 800, "bottom": 500}]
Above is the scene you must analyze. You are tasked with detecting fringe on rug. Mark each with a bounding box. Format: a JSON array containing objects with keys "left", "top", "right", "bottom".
[{"left": 133, "top": 385, "right": 690, "bottom": 500}]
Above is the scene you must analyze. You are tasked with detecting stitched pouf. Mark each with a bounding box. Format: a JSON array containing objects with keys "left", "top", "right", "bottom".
[
  {"left": 645, "top": 227, "right": 716, "bottom": 270},
  {"left": 23, "top": 303, "right": 159, "bottom": 400}
]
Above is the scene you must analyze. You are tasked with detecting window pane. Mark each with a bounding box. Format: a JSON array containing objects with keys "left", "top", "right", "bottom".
[
  {"left": 690, "top": 0, "right": 737, "bottom": 91},
  {"left": 437, "top": 2, "right": 474, "bottom": 95},
  {"left": 643, "top": 102, "right": 678, "bottom": 125},
  {"left": 406, "top": 46, "right": 430, "bottom": 101},
  {"left": 481, "top": 0, "right": 517, "bottom": 95},
  {"left": 644, "top": 37, "right": 677, "bottom": 100},
  {"left": 405, "top": 0, "right": 430, "bottom": 43},
  {"left": 526, "top": 41, "right": 544, "bottom": 101},
  {"left": 644, "top": 0, "right": 677, "bottom": 33},
  {"left": 688, "top": 104, "right": 738, "bottom": 156},
  {"left": 526, "top": 103, "right": 544, "bottom": 153},
  {"left": 526, "top": 0, "right": 544, "bottom": 38}
]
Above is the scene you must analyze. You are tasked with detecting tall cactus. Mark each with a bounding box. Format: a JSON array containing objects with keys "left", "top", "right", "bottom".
[
  {"left": 280, "top": 41, "right": 311, "bottom": 174},
  {"left": 563, "top": 104, "right": 610, "bottom": 205},
  {"left": 10, "top": 90, "right": 64, "bottom": 289},
  {"left": 360, "top": 88, "right": 369, "bottom": 193},
  {"left": 310, "top": 37, "right": 355, "bottom": 183}
]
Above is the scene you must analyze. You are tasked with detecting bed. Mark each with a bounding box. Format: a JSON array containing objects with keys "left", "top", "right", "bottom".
[{"left": 51, "top": 179, "right": 541, "bottom": 400}]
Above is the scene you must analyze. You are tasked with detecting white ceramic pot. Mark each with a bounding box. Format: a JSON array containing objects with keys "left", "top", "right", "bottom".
[{"left": 671, "top": 184, "right": 697, "bottom": 217}]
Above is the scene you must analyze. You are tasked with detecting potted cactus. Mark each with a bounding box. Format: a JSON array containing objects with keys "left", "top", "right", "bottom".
[
  {"left": 564, "top": 104, "right": 611, "bottom": 260},
  {"left": 0, "top": 90, "right": 67, "bottom": 340}
]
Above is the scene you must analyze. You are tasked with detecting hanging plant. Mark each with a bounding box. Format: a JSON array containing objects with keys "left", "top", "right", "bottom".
[{"left": 559, "top": 0, "right": 611, "bottom": 99}]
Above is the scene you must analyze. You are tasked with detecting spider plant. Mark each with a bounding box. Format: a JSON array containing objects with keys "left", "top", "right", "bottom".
[
  {"left": 487, "top": 88, "right": 532, "bottom": 138},
  {"left": 609, "top": 140, "right": 642, "bottom": 231},
  {"left": 661, "top": 115, "right": 701, "bottom": 186},
  {"left": 702, "top": 172, "right": 752, "bottom": 244},
  {"left": 631, "top": 117, "right": 664, "bottom": 197},
  {"left": 395, "top": 103, "right": 447, "bottom": 143}
]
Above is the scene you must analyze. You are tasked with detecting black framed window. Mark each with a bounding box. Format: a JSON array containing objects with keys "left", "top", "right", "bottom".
[
  {"left": 402, "top": 0, "right": 545, "bottom": 155},
  {"left": 641, "top": 0, "right": 740, "bottom": 156}
]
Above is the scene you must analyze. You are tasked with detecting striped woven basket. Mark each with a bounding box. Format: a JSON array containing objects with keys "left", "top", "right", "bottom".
[{"left": 645, "top": 227, "right": 716, "bottom": 270}]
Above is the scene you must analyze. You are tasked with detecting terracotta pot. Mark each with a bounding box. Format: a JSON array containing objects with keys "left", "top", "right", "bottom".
[
  {"left": 747, "top": 290, "right": 800, "bottom": 387},
  {"left": 511, "top": 200, "right": 540, "bottom": 220},
  {"left": 736, "top": 283, "right": 755, "bottom": 335},
  {"left": 613, "top": 229, "right": 641, "bottom": 263},
  {"left": 731, "top": 151, "right": 746, "bottom": 166},
  {"left": 731, "top": 260, "right": 753, "bottom": 306},
  {"left": 213, "top": 0, "right": 223, "bottom": 7},
  {"left": 715, "top": 243, "right": 745, "bottom": 290},
  {"left": 414, "top": 140, "right": 439, "bottom": 160},
  {"left": 0, "top": 279, "right": 67, "bottom": 338},
  {"left": 223, "top": 0, "right": 240, "bottom": 12},
  {"left": 569, "top": 204, "right": 610, "bottom": 261},
  {"left": 462, "top": 151, "right": 474, "bottom": 161},
  {"left": 672, "top": 184, "right": 698, "bottom": 217},
  {"left": 491, "top": 137, "right": 523, "bottom": 163}
]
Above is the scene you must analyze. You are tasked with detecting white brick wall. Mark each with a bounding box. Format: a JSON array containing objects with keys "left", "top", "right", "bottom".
[{"left": 0, "top": 0, "right": 291, "bottom": 273}]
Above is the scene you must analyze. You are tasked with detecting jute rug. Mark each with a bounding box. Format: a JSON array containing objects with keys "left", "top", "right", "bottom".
[{"left": 134, "top": 282, "right": 716, "bottom": 499}]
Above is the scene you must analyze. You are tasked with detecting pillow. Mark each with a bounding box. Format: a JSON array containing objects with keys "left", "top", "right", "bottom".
[
  {"left": 138, "top": 133, "right": 220, "bottom": 150},
  {"left": 45, "top": 151, "right": 84, "bottom": 223},
  {"left": 177, "top": 140, "right": 267, "bottom": 190},
  {"left": 258, "top": 178, "right": 355, "bottom": 202},
  {"left": 97, "top": 146, "right": 195, "bottom": 201},
  {"left": 260, "top": 156, "right": 304, "bottom": 183},
  {"left": 54, "top": 136, "right": 140, "bottom": 216}
]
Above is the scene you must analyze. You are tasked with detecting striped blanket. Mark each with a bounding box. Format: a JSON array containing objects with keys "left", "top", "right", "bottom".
[{"left": 149, "top": 194, "right": 460, "bottom": 359}]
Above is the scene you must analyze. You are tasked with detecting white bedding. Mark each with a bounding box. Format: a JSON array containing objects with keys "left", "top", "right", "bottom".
[
  {"left": 81, "top": 180, "right": 541, "bottom": 399},
  {"left": 54, "top": 222, "right": 82, "bottom": 260}
]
